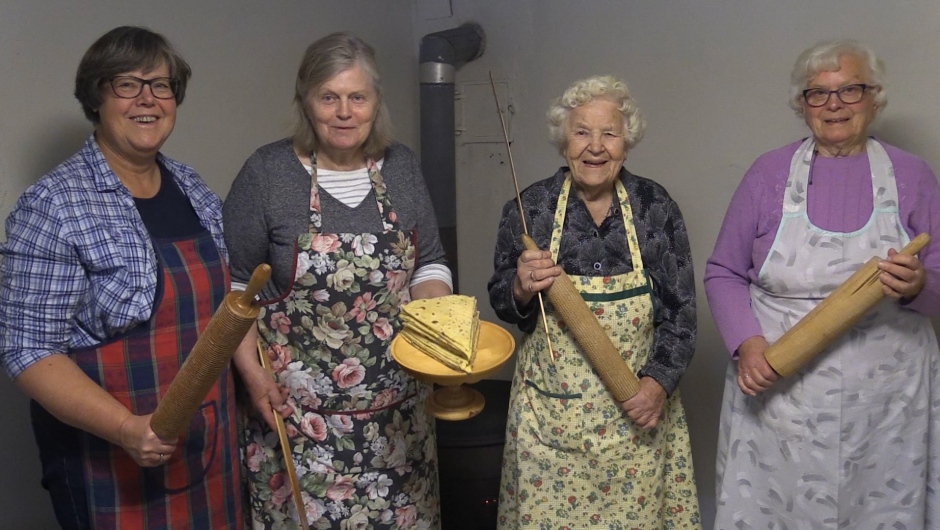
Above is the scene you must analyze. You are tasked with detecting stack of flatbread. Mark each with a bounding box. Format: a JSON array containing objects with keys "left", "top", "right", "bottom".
[{"left": 400, "top": 295, "right": 480, "bottom": 373}]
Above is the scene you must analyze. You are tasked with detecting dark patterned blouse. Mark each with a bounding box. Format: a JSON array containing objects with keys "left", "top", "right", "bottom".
[{"left": 487, "top": 166, "right": 696, "bottom": 395}]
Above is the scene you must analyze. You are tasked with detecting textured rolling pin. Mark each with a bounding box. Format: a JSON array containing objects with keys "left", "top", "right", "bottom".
[
  {"left": 765, "top": 233, "right": 930, "bottom": 377},
  {"left": 522, "top": 234, "right": 641, "bottom": 400},
  {"left": 150, "top": 264, "right": 272, "bottom": 439}
]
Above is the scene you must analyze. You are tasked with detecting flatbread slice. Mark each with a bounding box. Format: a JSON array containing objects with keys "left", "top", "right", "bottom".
[
  {"left": 401, "top": 295, "right": 477, "bottom": 354},
  {"left": 400, "top": 296, "right": 480, "bottom": 373}
]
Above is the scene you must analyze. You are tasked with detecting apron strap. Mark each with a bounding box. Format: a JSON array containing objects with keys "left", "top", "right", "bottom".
[
  {"left": 307, "top": 153, "right": 403, "bottom": 234},
  {"left": 784, "top": 137, "right": 899, "bottom": 214},
  {"left": 549, "top": 174, "right": 645, "bottom": 272}
]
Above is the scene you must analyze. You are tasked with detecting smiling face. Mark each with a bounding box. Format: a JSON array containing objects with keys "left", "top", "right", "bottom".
[
  {"left": 801, "top": 53, "right": 879, "bottom": 156},
  {"left": 564, "top": 98, "right": 627, "bottom": 195},
  {"left": 306, "top": 63, "right": 378, "bottom": 169},
  {"left": 95, "top": 62, "right": 176, "bottom": 164}
]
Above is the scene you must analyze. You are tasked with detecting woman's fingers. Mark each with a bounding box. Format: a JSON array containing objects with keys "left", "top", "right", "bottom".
[
  {"left": 513, "top": 250, "right": 563, "bottom": 304},
  {"left": 120, "top": 414, "right": 180, "bottom": 467},
  {"left": 880, "top": 249, "right": 926, "bottom": 299},
  {"left": 737, "top": 374, "right": 755, "bottom": 395},
  {"left": 735, "top": 335, "right": 779, "bottom": 395}
]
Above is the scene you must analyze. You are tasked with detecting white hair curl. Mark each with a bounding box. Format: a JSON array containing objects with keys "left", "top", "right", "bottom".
[{"left": 547, "top": 75, "right": 647, "bottom": 154}]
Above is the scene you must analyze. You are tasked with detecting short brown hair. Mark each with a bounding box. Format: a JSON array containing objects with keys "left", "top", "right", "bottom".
[
  {"left": 74, "top": 26, "right": 192, "bottom": 123},
  {"left": 291, "top": 32, "right": 393, "bottom": 160}
]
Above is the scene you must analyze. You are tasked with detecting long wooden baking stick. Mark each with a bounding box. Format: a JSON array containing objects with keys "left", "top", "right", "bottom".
[
  {"left": 489, "top": 73, "right": 556, "bottom": 367},
  {"left": 257, "top": 342, "right": 309, "bottom": 530},
  {"left": 765, "top": 233, "right": 930, "bottom": 376},
  {"left": 490, "top": 72, "right": 640, "bottom": 400},
  {"left": 150, "top": 264, "right": 271, "bottom": 439}
]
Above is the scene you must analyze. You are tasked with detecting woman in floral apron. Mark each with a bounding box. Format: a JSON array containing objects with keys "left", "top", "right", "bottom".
[
  {"left": 706, "top": 41, "right": 940, "bottom": 528},
  {"left": 225, "top": 33, "right": 452, "bottom": 529},
  {"left": 0, "top": 27, "right": 241, "bottom": 529},
  {"left": 489, "top": 75, "right": 701, "bottom": 528}
]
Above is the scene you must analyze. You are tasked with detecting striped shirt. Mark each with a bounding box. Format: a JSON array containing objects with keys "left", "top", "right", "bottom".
[
  {"left": 0, "top": 135, "right": 226, "bottom": 379},
  {"left": 301, "top": 161, "right": 453, "bottom": 291}
]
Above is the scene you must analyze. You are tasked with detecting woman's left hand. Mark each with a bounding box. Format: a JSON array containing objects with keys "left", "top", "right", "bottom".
[
  {"left": 879, "top": 248, "right": 927, "bottom": 300},
  {"left": 620, "top": 377, "right": 666, "bottom": 430}
]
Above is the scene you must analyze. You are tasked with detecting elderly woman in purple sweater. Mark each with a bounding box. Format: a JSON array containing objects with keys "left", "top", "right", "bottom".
[{"left": 706, "top": 40, "right": 940, "bottom": 528}]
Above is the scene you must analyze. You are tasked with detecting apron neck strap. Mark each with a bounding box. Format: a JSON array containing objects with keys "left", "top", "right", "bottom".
[
  {"left": 784, "top": 137, "right": 898, "bottom": 214},
  {"left": 550, "top": 174, "right": 644, "bottom": 271},
  {"left": 307, "top": 153, "right": 398, "bottom": 234}
]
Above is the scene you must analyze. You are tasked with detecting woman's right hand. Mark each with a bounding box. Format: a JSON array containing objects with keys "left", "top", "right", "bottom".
[
  {"left": 736, "top": 335, "right": 779, "bottom": 395},
  {"left": 119, "top": 414, "right": 179, "bottom": 467},
  {"left": 512, "top": 249, "right": 563, "bottom": 306},
  {"left": 242, "top": 365, "right": 290, "bottom": 432}
]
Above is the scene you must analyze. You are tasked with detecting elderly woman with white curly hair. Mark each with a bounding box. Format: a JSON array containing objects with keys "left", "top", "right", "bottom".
[
  {"left": 706, "top": 39, "right": 940, "bottom": 528},
  {"left": 489, "top": 75, "right": 701, "bottom": 528}
]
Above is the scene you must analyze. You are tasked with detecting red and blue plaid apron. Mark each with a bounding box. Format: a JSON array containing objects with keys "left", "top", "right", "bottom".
[{"left": 32, "top": 231, "right": 242, "bottom": 529}]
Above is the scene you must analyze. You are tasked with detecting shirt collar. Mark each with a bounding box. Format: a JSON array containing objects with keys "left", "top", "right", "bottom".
[{"left": 81, "top": 134, "right": 194, "bottom": 194}]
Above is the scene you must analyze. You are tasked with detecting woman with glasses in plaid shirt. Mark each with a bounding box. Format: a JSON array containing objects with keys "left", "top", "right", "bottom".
[{"left": 0, "top": 27, "right": 242, "bottom": 529}]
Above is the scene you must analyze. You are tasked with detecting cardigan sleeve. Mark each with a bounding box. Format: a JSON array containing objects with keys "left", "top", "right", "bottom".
[
  {"left": 488, "top": 198, "right": 539, "bottom": 330},
  {"left": 630, "top": 180, "right": 697, "bottom": 396},
  {"left": 223, "top": 152, "right": 271, "bottom": 291},
  {"left": 898, "top": 157, "right": 940, "bottom": 315},
  {"left": 704, "top": 160, "right": 767, "bottom": 357},
  {"left": 404, "top": 148, "right": 447, "bottom": 269}
]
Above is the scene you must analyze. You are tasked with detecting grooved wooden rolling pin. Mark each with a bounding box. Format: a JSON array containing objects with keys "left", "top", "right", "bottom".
[
  {"left": 522, "top": 234, "right": 641, "bottom": 401},
  {"left": 765, "top": 233, "right": 930, "bottom": 377},
  {"left": 150, "top": 264, "right": 272, "bottom": 440}
]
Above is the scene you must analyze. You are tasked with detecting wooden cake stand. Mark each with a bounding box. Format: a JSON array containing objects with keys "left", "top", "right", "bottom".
[{"left": 391, "top": 321, "right": 515, "bottom": 421}]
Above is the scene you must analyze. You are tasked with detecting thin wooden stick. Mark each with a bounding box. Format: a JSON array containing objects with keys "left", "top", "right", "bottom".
[
  {"left": 257, "top": 341, "right": 309, "bottom": 530},
  {"left": 489, "top": 72, "right": 556, "bottom": 365}
]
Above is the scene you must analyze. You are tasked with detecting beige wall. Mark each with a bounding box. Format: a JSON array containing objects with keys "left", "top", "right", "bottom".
[
  {"left": 0, "top": 1, "right": 418, "bottom": 526},
  {"left": 3, "top": 0, "right": 940, "bottom": 527}
]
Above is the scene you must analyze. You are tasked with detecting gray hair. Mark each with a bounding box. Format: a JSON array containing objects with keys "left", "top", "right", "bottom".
[
  {"left": 291, "top": 32, "right": 393, "bottom": 160},
  {"left": 788, "top": 39, "right": 887, "bottom": 114},
  {"left": 74, "top": 26, "right": 192, "bottom": 123},
  {"left": 547, "top": 75, "right": 647, "bottom": 154}
]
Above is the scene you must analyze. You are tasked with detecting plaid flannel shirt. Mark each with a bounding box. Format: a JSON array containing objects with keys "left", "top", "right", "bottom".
[{"left": 0, "top": 135, "right": 227, "bottom": 379}]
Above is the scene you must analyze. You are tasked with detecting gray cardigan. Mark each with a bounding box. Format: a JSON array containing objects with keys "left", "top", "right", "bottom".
[{"left": 223, "top": 139, "right": 447, "bottom": 301}]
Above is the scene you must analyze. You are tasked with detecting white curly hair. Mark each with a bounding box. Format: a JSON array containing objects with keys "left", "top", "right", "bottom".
[{"left": 547, "top": 75, "right": 647, "bottom": 154}]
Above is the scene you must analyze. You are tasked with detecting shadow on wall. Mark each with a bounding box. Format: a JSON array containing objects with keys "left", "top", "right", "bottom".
[
  {"left": 872, "top": 114, "right": 939, "bottom": 167},
  {"left": 0, "top": 116, "right": 92, "bottom": 528},
  {"left": 23, "top": 118, "right": 92, "bottom": 182}
]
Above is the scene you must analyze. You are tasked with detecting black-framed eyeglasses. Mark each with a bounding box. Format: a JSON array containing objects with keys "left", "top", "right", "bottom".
[
  {"left": 802, "top": 84, "right": 872, "bottom": 107},
  {"left": 108, "top": 76, "right": 179, "bottom": 100}
]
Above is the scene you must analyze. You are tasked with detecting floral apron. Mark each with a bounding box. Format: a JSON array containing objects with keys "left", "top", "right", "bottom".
[
  {"left": 714, "top": 138, "right": 940, "bottom": 529},
  {"left": 245, "top": 155, "right": 440, "bottom": 530},
  {"left": 498, "top": 177, "right": 701, "bottom": 529},
  {"left": 32, "top": 231, "right": 242, "bottom": 529}
]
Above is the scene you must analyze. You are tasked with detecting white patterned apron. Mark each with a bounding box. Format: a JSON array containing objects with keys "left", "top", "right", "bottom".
[
  {"left": 714, "top": 138, "right": 940, "bottom": 529},
  {"left": 498, "top": 177, "right": 701, "bottom": 529}
]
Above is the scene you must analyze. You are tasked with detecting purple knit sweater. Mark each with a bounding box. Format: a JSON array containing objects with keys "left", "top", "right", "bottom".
[{"left": 704, "top": 138, "right": 940, "bottom": 356}]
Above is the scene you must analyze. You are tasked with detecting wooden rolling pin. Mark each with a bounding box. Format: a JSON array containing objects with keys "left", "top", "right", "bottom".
[
  {"left": 765, "top": 233, "right": 930, "bottom": 377},
  {"left": 150, "top": 264, "right": 272, "bottom": 439},
  {"left": 523, "top": 234, "right": 641, "bottom": 400}
]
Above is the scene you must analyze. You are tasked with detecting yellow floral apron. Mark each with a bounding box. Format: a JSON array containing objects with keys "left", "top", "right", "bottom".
[{"left": 498, "top": 177, "right": 701, "bottom": 529}]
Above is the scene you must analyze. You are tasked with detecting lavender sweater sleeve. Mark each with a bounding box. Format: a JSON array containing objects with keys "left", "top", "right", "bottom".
[{"left": 704, "top": 139, "right": 940, "bottom": 357}]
